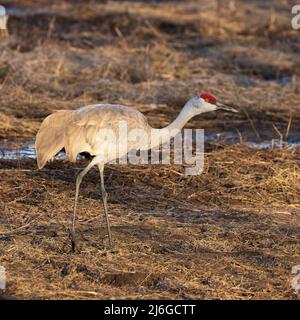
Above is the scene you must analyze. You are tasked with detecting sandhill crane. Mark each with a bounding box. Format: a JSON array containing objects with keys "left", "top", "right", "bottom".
[
  {"left": 35, "top": 93, "right": 237, "bottom": 250},
  {"left": 0, "top": 6, "right": 8, "bottom": 38}
]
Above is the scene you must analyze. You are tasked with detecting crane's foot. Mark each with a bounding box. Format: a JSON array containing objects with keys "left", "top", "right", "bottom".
[
  {"left": 107, "top": 240, "right": 113, "bottom": 250},
  {"left": 69, "top": 230, "right": 77, "bottom": 253}
]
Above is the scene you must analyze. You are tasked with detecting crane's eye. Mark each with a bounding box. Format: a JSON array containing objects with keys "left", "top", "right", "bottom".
[{"left": 200, "top": 92, "right": 217, "bottom": 104}]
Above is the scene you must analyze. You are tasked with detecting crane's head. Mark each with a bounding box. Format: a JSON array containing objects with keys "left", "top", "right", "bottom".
[{"left": 188, "top": 92, "right": 238, "bottom": 114}]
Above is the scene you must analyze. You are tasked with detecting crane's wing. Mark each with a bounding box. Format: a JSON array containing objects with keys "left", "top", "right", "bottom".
[
  {"left": 64, "top": 105, "right": 150, "bottom": 162},
  {"left": 36, "top": 104, "right": 150, "bottom": 168},
  {"left": 35, "top": 110, "right": 74, "bottom": 169}
]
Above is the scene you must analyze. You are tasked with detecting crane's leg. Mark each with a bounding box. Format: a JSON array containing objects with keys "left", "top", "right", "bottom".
[
  {"left": 71, "top": 157, "right": 99, "bottom": 251},
  {"left": 97, "top": 163, "right": 113, "bottom": 248}
]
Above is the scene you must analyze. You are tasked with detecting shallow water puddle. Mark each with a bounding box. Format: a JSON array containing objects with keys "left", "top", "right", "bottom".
[
  {"left": 6, "top": 7, "right": 48, "bottom": 16},
  {"left": 205, "top": 133, "right": 300, "bottom": 149},
  {"left": 0, "top": 136, "right": 299, "bottom": 161},
  {"left": 0, "top": 140, "right": 65, "bottom": 160},
  {"left": 0, "top": 140, "right": 36, "bottom": 160},
  {"left": 245, "top": 140, "right": 300, "bottom": 149}
]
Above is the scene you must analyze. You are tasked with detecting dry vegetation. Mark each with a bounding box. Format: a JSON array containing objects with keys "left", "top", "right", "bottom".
[{"left": 0, "top": 0, "right": 299, "bottom": 299}]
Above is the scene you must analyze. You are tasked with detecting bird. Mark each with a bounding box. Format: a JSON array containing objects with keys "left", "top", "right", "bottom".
[
  {"left": 0, "top": 6, "right": 8, "bottom": 39},
  {"left": 35, "top": 92, "right": 237, "bottom": 250}
]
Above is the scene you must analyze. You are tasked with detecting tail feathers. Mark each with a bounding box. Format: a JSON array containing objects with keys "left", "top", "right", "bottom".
[{"left": 35, "top": 110, "right": 74, "bottom": 169}]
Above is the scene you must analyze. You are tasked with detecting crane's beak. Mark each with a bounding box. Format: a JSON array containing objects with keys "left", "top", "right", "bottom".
[{"left": 216, "top": 102, "right": 238, "bottom": 113}]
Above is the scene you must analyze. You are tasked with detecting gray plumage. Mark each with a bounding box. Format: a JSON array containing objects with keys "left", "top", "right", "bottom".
[
  {"left": 35, "top": 96, "right": 237, "bottom": 250},
  {"left": 36, "top": 104, "right": 149, "bottom": 169}
]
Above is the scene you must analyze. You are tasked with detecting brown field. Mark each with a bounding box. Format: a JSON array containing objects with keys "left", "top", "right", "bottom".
[{"left": 0, "top": 0, "right": 299, "bottom": 299}]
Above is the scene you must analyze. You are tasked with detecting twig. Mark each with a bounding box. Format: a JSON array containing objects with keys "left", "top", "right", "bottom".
[
  {"left": 285, "top": 112, "right": 292, "bottom": 141},
  {"left": 235, "top": 128, "right": 243, "bottom": 144},
  {"left": 272, "top": 123, "right": 283, "bottom": 148},
  {"left": 243, "top": 109, "right": 261, "bottom": 140}
]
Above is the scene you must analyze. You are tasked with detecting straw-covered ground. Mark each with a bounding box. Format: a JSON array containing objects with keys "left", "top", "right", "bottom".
[{"left": 0, "top": 0, "right": 299, "bottom": 299}]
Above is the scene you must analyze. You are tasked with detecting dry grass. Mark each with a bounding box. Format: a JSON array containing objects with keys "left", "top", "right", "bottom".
[
  {"left": 0, "top": 146, "right": 299, "bottom": 299},
  {"left": 0, "top": 0, "right": 300, "bottom": 299}
]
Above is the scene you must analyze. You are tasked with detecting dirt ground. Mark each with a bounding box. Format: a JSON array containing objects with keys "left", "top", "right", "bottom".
[{"left": 0, "top": 0, "right": 299, "bottom": 299}]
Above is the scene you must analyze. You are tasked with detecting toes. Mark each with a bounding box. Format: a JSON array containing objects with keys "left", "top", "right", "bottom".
[{"left": 69, "top": 231, "right": 77, "bottom": 253}]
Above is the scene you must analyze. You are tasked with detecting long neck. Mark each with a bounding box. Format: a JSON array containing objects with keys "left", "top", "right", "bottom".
[
  {"left": 165, "top": 104, "right": 194, "bottom": 132},
  {"left": 150, "top": 102, "right": 195, "bottom": 146}
]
